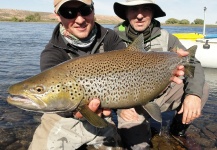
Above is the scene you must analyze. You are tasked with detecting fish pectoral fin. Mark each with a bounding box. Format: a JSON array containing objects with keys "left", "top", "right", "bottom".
[
  {"left": 78, "top": 105, "right": 108, "bottom": 128},
  {"left": 142, "top": 102, "right": 162, "bottom": 122}
]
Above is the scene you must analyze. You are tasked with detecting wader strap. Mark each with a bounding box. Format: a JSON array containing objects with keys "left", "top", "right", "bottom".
[
  {"left": 98, "top": 43, "right": 104, "bottom": 53},
  {"left": 68, "top": 53, "right": 77, "bottom": 59},
  {"left": 90, "top": 30, "right": 108, "bottom": 54}
]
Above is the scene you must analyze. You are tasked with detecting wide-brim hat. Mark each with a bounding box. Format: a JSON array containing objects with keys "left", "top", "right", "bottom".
[
  {"left": 114, "top": 0, "right": 166, "bottom": 20},
  {"left": 54, "top": 0, "right": 92, "bottom": 13}
]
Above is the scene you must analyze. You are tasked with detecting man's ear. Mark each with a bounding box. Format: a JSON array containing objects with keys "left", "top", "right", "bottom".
[{"left": 54, "top": 11, "right": 61, "bottom": 22}]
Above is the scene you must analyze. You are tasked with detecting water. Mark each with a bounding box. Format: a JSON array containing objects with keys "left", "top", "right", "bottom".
[
  {"left": 162, "top": 25, "right": 217, "bottom": 34},
  {"left": 0, "top": 22, "right": 216, "bottom": 149}
]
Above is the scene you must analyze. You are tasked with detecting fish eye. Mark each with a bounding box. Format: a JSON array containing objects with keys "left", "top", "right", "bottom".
[{"left": 34, "top": 86, "right": 44, "bottom": 93}]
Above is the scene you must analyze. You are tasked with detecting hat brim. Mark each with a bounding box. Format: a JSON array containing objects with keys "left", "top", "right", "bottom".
[
  {"left": 55, "top": 0, "right": 92, "bottom": 13},
  {"left": 114, "top": 1, "right": 166, "bottom": 20}
]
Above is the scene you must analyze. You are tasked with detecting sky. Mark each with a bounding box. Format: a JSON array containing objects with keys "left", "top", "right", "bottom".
[{"left": 1, "top": 0, "right": 216, "bottom": 24}]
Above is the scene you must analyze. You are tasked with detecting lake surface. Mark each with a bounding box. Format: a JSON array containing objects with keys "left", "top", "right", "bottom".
[{"left": 0, "top": 22, "right": 216, "bottom": 149}]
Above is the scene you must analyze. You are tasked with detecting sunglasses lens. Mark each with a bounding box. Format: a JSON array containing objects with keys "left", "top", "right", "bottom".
[
  {"left": 58, "top": 7, "right": 77, "bottom": 19},
  {"left": 80, "top": 6, "right": 93, "bottom": 16},
  {"left": 58, "top": 5, "right": 93, "bottom": 19}
]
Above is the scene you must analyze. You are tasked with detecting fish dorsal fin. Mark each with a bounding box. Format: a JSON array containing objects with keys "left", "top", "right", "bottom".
[{"left": 127, "top": 34, "right": 145, "bottom": 52}]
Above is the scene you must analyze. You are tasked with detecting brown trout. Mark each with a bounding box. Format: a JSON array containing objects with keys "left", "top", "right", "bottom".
[{"left": 7, "top": 34, "right": 197, "bottom": 128}]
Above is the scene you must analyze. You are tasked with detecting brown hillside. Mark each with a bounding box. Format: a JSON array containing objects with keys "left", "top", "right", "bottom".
[{"left": 0, "top": 9, "right": 123, "bottom": 24}]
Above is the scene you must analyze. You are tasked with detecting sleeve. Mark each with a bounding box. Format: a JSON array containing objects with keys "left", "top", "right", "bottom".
[
  {"left": 168, "top": 34, "right": 205, "bottom": 98},
  {"left": 40, "top": 43, "right": 69, "bottom": 72}
]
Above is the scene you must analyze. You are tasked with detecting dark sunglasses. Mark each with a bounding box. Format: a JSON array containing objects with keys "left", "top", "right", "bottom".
[{"left": 58, "top": 5, "right": 94, "bottom": 19}]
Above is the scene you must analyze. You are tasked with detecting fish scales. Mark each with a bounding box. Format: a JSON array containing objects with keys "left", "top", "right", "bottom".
[
  {"left": 63, "top": 50, "right": 180, "bottom": 109},
  {"left": 7, "top": 34, "right": 196, "bottom": 127}
]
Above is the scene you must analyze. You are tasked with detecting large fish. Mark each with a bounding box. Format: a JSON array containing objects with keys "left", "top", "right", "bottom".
[{"left": 7, "top": 34, "right": 197, "bottom": 128}]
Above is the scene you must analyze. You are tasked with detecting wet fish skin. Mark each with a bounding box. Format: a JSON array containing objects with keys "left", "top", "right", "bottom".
[{"left": 7, "top": 34, "right": 196, "bottom": 127}]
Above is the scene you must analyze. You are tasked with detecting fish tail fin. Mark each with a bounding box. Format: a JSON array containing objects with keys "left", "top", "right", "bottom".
[
  {"left": 184, "top": 64, "right": 195, "bottom": 78},
  {"left": 184, "top": 45, "right": 197, "bottom": 78},
  {"left": 186, "top": 45, "right": 197, "bottom": 60}
]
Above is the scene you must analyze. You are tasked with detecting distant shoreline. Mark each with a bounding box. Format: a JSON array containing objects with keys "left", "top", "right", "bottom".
[{"left": 0, "top": 9, "right": 217, "bottom": 27}]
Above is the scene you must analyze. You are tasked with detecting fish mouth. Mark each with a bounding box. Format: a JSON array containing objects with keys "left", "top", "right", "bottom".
[
  {"left": 7, "top": 95, "right": 40, "bottom": 109},
  {"left": 7, "top": 95, "right": 77, "bottom": 113}
]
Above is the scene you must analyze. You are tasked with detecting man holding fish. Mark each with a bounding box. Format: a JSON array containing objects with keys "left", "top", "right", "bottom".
[
  {"left": 7, "top": 0, "right": 208, "bottom": 150},
  {"left": 113, "top": 0, "right": 209, "bottom": 149},
  {"left": 28, "top": 0, "right": 125, "bottom": 149}
]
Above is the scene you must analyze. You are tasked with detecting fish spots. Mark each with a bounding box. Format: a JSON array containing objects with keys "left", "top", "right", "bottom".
[
  {"left": 55, "top": 84, "right": 61, "bottom": 92},
  {"left": 68, "top": 51, "right": 181, "bottom": 108}
]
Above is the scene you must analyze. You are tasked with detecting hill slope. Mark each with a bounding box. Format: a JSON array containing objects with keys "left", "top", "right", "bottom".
[{"left": 0, "top": 9, "right": 123, "bottom": 24}]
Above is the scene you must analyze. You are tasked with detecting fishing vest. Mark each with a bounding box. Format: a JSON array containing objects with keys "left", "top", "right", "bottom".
[{"left": 146, "top": 29, "right": 169, "bottom": 52}]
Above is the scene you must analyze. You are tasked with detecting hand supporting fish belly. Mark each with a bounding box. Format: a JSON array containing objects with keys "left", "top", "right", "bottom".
[{"left": 7, "top": 34, "right": 197, "bottom": 128}]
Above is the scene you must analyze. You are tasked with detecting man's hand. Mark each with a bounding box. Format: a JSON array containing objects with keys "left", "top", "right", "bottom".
[
  {"left": 170, "top": 49, "right": 189, "bottom": 84},
  {"left": 178, "top": 95, "right": 202, "bottom": 124},
  {"left": 120, "top": 108, "right": 139, "bottom": 122},
  {"left": 74, "top": 98, "right": 111, "bottom": 118}
]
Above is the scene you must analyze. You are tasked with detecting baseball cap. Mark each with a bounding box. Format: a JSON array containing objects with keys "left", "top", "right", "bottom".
[{"left": 54, "top": 0, "right": 92, "bottom": 12}]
